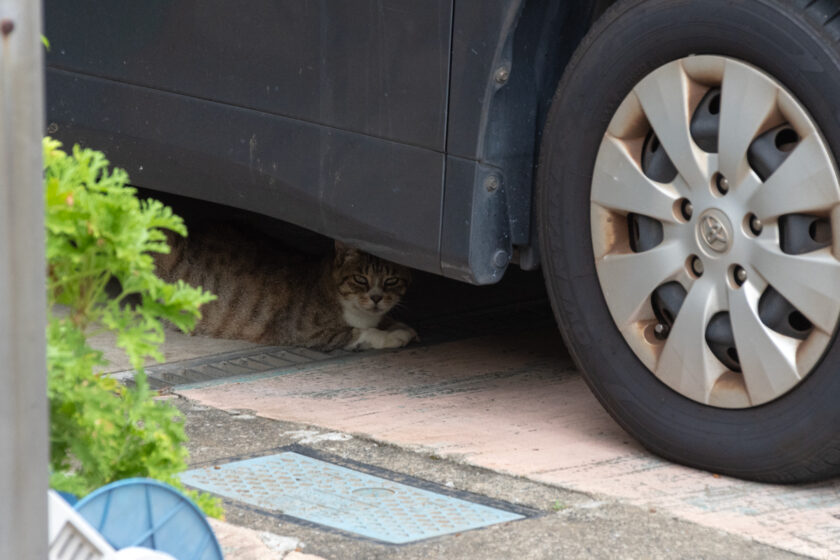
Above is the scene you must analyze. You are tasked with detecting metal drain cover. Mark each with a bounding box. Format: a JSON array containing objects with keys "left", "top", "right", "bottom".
[
  {"left": 112, "top": 345, "right": 349, "bottom": 390},
  {"left": 181, "top": 452, "right": 525, "bottom": 544}
]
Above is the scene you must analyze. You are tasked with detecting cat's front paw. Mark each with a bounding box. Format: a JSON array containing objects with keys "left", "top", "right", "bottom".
[
  {"left": 345, "top": 327, "right": 414, "bottom": 350},
  {"left": 382, "top": 328, "right": 414, "bottom": 348},
  {"left": 387, "top": 321, "right": 419, "bottom": 342}
]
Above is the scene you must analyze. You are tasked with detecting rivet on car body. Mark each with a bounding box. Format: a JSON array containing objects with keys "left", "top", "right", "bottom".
[
  {"left": 494, "top": 66, "right": 510, "bottom": 85},
  {"left": 492, "top": 249, "right": 509, "bottom": 268},
  {"left": 484, "top": 174, "right": 500, "bottom": 192}
]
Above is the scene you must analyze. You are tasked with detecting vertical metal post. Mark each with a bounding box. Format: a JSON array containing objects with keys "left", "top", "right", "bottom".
[{"left": 0, "top": 0, "right": 46, "bottom": 558}]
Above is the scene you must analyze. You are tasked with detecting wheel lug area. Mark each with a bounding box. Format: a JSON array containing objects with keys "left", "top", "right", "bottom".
[
  {"left": 675, "top": 198, "right": 693, "bottom": 222},
  {"left": 689, "top": 255, "right": 704, "bottom": 277},
  {"left": 732, "top": 265, "right": 747, "bottom": 287},
  {"left": 748, "top": 213, "right": 763, "bottom": 236},
  {"left": 713, "top": 172, "right": 730, "bottom": 196},
  {"left": 682, "top": 200, "right": 694, "bottom": 220}
]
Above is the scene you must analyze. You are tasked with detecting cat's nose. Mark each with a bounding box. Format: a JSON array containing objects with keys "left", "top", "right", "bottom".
[{"left": 370, "top": 294, "right": 383, "bottom": 304}]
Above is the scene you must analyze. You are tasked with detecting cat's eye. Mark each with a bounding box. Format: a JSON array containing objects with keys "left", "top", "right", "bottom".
[
  {"left": 353, "top": 274, "right": 369, "bottom": 286},
  {"left": 384, "top": 277, "right": 400, "bottom": 288}
]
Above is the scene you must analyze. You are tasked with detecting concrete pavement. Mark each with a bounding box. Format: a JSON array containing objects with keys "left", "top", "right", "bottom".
[
  {"left": 171, "top": 391, "right": 803, "bottom": 560},
  {"left": 88, "top": 316, "right": 840, "bottom": 559},
  {"left": 170, "top": 329, "right": 837, "bottom": 559}
]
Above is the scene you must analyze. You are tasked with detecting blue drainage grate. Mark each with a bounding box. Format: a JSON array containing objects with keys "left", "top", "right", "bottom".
[{"left": 181, "top": 452, "right": 524, "bottom": 544}]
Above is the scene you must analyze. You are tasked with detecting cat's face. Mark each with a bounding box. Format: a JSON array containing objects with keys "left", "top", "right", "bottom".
[{"left": 333, "top": 244, "right": 410, "bottom": 316}]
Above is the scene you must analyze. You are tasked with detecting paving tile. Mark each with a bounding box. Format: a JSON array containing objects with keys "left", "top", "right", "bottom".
[{"left": 181, "top": 330, "right": 840, "bottom": 559}]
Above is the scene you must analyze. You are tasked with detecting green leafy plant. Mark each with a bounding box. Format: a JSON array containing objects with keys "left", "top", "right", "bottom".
[{"left": 44, "top": 137, "right": 221, "bottom": 516}]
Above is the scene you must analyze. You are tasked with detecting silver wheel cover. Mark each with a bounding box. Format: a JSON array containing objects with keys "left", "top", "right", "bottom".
[{"left": 591, "top": 55, "right": 840, "bottom": 408}]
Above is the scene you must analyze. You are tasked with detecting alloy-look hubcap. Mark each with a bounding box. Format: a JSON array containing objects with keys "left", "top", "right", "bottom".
[{"left": 590, "top": 55, "right": 840, "bottom": 408}]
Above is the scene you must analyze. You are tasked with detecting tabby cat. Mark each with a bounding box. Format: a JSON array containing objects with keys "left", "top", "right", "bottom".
[{"left": 154, "top": 225, "right": 416, "bottom": 351}]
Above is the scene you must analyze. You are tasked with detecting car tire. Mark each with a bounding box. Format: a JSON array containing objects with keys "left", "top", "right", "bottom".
[{"left": 537, "top": 0, "right": 840, "bottom": 482}]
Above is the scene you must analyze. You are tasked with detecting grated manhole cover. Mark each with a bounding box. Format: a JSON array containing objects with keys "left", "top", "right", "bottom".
[
  {"left": 102, "top": 259, "right": 553, "bottom": 389},
  {"left": 111, "top": 300, "right": 555, "bottom": 391},
  {"left": 181, "top": 451, "right": 528, "bottom": 544},
  {"left": 113, "top": 345, "right": 350, "bottom": 390}
]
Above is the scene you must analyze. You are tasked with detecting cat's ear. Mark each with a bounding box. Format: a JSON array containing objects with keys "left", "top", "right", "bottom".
[{"left": 334, "top": 240, "right": 359, "bottom": 265}]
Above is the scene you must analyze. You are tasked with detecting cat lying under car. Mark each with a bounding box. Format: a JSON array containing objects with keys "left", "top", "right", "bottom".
[{"left": 154, "top": 224, "right": 417, "bottom": 351}]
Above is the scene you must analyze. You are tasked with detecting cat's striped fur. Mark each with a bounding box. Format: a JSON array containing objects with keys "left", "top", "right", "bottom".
[{"left": 154, "top": 224, "right": 415, "bottom": 351}]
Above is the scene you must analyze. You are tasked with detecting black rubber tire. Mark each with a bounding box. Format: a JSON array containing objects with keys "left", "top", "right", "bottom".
[{"left": 537, "top": 0, "right": 840, "bottom": 483}]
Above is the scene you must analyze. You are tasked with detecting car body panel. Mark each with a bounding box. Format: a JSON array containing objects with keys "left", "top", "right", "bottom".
[
  {"left": 45, "top": 0, "right": 452, "bottom": 150},
  {"left": 45, "top": 0, "right": 600, "bottom": 282},
  {"left": 47, "top": 69, "right": 445, "bottom": 273}
]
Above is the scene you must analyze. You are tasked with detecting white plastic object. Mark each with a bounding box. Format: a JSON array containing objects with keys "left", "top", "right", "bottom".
[{"left": 48, "top": 491, "right": 175, "bottom": 560}]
